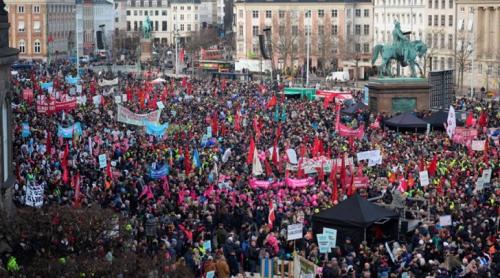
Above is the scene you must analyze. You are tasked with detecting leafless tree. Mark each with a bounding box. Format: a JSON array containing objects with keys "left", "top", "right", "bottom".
[
  {"left": 185, "top": 28, "right": 221, "bottom": 54},
  {"left": 272, "top": 12, "right": 300, "bottom": 72},
  {"left": 454, "top": 28, "right": 480, "bottom": 94}
]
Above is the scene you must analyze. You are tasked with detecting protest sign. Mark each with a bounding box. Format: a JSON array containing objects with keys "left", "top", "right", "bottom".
[
  {"left": 117, "top": 105, "right": 161, "bottom": 126},
  {"left": 150, "top": 165, "right": 169, "bottom": 179},
  {"left": 57, "top": 122, "right": 83, "bottom": 139},
  {"left": 23, "top": 89, "right": 34, "bottom": 102},
  {"left": 203, "top": 240, "right": 211, "bottom": 251},
  {"left": 114, "top": 95, "right": 122, "bottom": 104},
  {"left": 92, "top": 95, "right": 101, "bottom": 107},
  {"left": 439, "top": 215, "right": 452, "bottom": 227},
  {"left": 98, "top": 154, "right": 107, "bottom": 168},
  {"left": 206, "top": 271, "right": 215, "bottom": 278},
  {"left": 76, "top": 85, "right": 82, "bottom": 93},
  {"left": 353, "top": 176, "right": 370, "bottom": 188},
  {"left": 317, "top": 234, "right": 330, "bottom": 253},
  {"left": 481, "top": 168, "right": 492, "bottom": 183},
  {"left": 471, "top": 140, "right": 485, "bottom": 151},
  {"left": 357, "top": 150, "right": 382, "bottom": 166},
  {"left": 419, "top": 170, "right": 429, "bottom": 186},
  {"left": 98, "top": 78, "right": 119, "bottom": 86},
  {"left": 145, "top": 121, "right": 168, "bottom": 137},
  {"left": 156, "top": 101, "right": 165, "bottom": 109},
  {"left": 287, "top": 223, "right": 303, "bottom": 241},
  {"left": 122, "top": 94, "right": 127, "bottom": 102},
  {"left": 207, "top": 126, "right": 212, "bottom": 138},
  {"left": 323, "top": 228, "right": 337, "bottom": 249},
  {"left": 25, "top": 181, "right": 44, "bottom": 207}
]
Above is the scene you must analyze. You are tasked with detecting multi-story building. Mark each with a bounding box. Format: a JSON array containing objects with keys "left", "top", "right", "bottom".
[
  {"left": 234, "top": 0, "right": 374, "bottom": 79},
  {"left": 6, "top": 0, "right": 76, "bottom": 61},
  {"left": 373, "top": 0, "right": 426, "bottom": 76},
  {"left": 93, "top": 0, "right": 115, "bottom": 51},
  {"left": 114, "top": 0, "right": 128, "bottom": 32},
  {"left": 125, "top": 0, "right": 171, "bottom": 45},
  {"left": 171, "top": 0, "right": 202, "bottom": 42},
  {"left": 456, "top": 0, "right": 500, "bottom": 95},
  {"left": 82, "top": 0, "right": 94, "bottom": 54}
]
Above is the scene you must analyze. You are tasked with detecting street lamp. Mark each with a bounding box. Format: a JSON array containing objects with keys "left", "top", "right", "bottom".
[{"left": 174, "top": 29, "right": 180, "bottom": 75}]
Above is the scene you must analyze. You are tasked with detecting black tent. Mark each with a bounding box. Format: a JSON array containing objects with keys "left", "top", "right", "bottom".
[
  {"left": 423, "top": 110, "right": 448, "bottom": 128},
  {"left": 341, "top": 102, "right": 368, "bottom": 115},
  {"left": 384, "top": 112, "right": 427, "bottom": 129},
  {"left": 312, "top": 195, "right": 399, "bottom": 244}
]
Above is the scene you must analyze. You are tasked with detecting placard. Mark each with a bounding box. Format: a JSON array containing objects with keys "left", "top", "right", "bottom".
[
  {"left": 156, "top": 101, "right": 165, "bottom": 109},
  {"left": 203, "top": 240, "right": 211, "bottom": 251},
  {"left": 323, "top": 228, "right": 337, "bottom": 249},
  {"left": 316, "top": 234, "right": 330, "bottom": 253},
  {"left": 471, "top": 140, "right": 485, "bottom": 151},
  {"left": 98, "top": 154, "right": 107, "bottom": 168},
  {"left": 481, "top": 168, "right": 492, "bottom": 183},
  {"left": 419, "top": 170, "right": 429, "bottom": 186},
  {"left": 93, "top": 95, "right": 101, "bottom": 107},
  {"left": 287, "top": 223, "right": 303, "bottom": 241},
  {"left": 439, "top": 215, "right": 452, "bottom": 227},
  {"left": 122, "top": 94, "right": 127, "bottom": 102},
  {"left": 114, "top": 95, "right": 122, "bottom": 104},
  {"left": 25, "top": 181, "right": 44, "bottom": 207},
  {"left": 207, "top": 126, "right": 212, "bottom": 138}
]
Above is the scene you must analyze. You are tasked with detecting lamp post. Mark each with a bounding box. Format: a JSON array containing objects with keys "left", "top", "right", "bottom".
[
  {"left": 174, "top": 29, "right": 180, "bottom": 75},
  {"left": 469, "top": 8, "right": 475, "bottom": 99},
  {"left": 306, "top": 10, "right": 311, "bottom": 87}
]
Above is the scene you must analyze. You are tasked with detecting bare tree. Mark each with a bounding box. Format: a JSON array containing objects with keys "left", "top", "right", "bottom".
[
  {"left": 272, "top": 12, "right": 299, "bottom": 72},
  {"left": 184, "top": 28, "right": 221, "bottom": 54},
  {"left": 454, "top": 28, "right": 480, "bottom": 94}
]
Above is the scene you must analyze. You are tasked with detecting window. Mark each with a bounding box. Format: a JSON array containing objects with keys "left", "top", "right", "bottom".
[
  {"left": 145, "top": 11, "right": 148, "bottom": 16},
  {"left": 18, "top": 40, "right": 25, "bottom": 53},
  {"left": 157, "top": 0, "right": 162, "bottom": 6},
  {"left": 441, "top": 0, "right": 445, "bottom": 9},
  {"left": 180, "top": 15, "right": 184, "bottom": 20},
  {"left": 448, "top": 15, "right": 453, "bottom": 26},
  {"left": 239, "top": 25, "right": 243, "bottom": 36},
  {"left": 448, "top": 34, "right": 453, "bottom": 49},
  {"left": 318, "top": 10, "right": 324, "bottom": 17},
  {"left": 34, "top": 40, "right": 41, "bottom": 53},
  {"left": 127, "top": 10, "right": 131, "bottom": 16},
  {"left": 252, "top": 25, "right": 258, "bottom": 36},
  {"left": 346, "top": 9, "right": 351, "bottom": 18},
  {"left": 180, "top": 24, "right": 184, "bottom": 31},
  {"left": 447, "top": 57, "right": 453, "bottom": 69},
  {"left": 134, "top": 21, "right": 138, "bottom": 31},
  {"left": 332, "top": 9, "right": 338, "bottom": 18},
  {"left": 131, "top": 0, "right": 136, "bottom": 7},
  {"left": 252, "top": 10, "right": 258, "bottom": 18},
  {"left": 148, "top": 0, "right": 152, "bottom": 7},
  {"left": 279, "top": 26, "right": 284, "bottom": 36},
  {"left": 292, "top": 25, "right": 298, "bottom": 36},
  {"left": 449, "top": 0, "right": 453, "bottom": 8},
  {"left": 162, "top": 10, "right": 167, "bottom": 16},
  {"left": 318, "top": 25, "right": 324, "bottom": 36},
  {"left": 478, "top": 63, "right": 482, "bottom": 74},
  {"left": 428, "top": 15, "right": 432, "bottom": 26},
  {"left": 162, "top": 21, "right": 167, "bottom": 31},
  {"left": 487, "top": 64, "right": 492, "bottom": 74},
  {"left": 134, "top": 10, "right": 137, "bottom": 16},
  {"left": 363, "top": 43, "right": 369, "bottom": 53},
  {"left": 364, "top": 9, "right": 369, "bottom": 17},
  {"left": 460, "top": 7, "right": 464, "bottom": 12},
  {"left": 428, "top": 0, "right": 432, "bottom": 8},
  {"left": 140, "top": 0, "right": 144, "bottom": 7},
  {"left": 266, "top": 10, "right": 271, "bottom": 18},
  {"left": 33, "top": 5, "right": 40, "bottom": 13},
  {"left": 18, "top": 21, "right": 25, "bottom": 32},
  {"left": 239, "top": 10, "right": 243, "bottom": 18},
  {"left": 33, "top": 21, "right": 40, "bottom": 32},
  {"left": 363, "top": 25, "right": 369, "bottom": 35},
  {"left": 279, "top": 10, "right": 285, "bottom": 18},
  {"left": 155, "top": 10, "right": 158, "bottom": 16},
  {"left": 433, "top": 58, "right": 438, "bottom": 70},
  {"left": 139, "top": 10, "right": 142, "bottom": 16},
  {"left": 434, "top": 15, "right": 438, "bottom": 26},
  {"left": 440, "top": 34, "right": 445, "bottom": 48},
  {"left": 18, "top": 5, "right": 24, "bottom": 13},
  {"left": 127, "top": 21, "right": 131, "bottom": 31},
  {"left": 355, "top": 43, "right": 361, "bottom": 52},
  {"left": 187, "top": 6, "right": 191, "bottom": 10},
  {"left": 346, "top": 24, "right": 351, "bottom": 35},
  {"left": 305, "top": 10, "right": 311, "bottom": 18},
  {"left": 187, "top": 24, "right": 191, "bottom": 31},
  {"left": 441, "top": 15, "right": 445, "bottom": 26},
  {"left": 155, "top": 21, "right": 158, "bottom": 31},
  {"left": 433, "top": 33, "right": 438, "bottom": 47},
  {"left": 332, "top": 25, "right": 338, "bottom": 35},
  {"left": 355, "top": 25, "right": 361, "bottom": 35}
]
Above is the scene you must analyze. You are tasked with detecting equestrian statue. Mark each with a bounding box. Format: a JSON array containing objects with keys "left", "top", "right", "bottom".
[
  {"left": 142, "top": 16, "right": 153, "bottom": 40},
  {"left": 371, "top": 20, "right": 427, "bottom": 78}
]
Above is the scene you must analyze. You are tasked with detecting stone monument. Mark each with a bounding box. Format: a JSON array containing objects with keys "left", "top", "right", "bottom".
[
  {"left": 367, "top": 21, "right": 430, "bottom": 114},
  {"left": 140, "top": 16, "right": 153, "bottom": 62},
  {"left": 0, "top": 0, "right": 18, "bottom": 223}
]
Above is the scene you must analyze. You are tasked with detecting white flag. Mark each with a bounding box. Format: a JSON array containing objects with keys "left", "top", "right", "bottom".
[
  {"left": 446, "top": 106, "right": 456, "bottom": 138},
  {"left": 252, "top": 147, "right": 263, "bottom": 176}
]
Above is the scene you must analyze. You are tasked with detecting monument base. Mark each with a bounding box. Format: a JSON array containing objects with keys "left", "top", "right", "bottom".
[
  {"left": 140, "top": 39, "right": 152, "bottom": 62},
  {"left": 365, "top": 78, "right": 430, "bottom": 114}
]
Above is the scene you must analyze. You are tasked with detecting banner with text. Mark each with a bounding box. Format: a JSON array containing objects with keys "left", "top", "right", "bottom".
[{"left": 117, "top": 105, "right": 161, "bottom": 126}]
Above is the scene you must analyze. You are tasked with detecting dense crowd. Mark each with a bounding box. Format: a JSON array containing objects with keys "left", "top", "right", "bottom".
[{"left": 4, "top": 60, "right": 499, "bottom": 277}]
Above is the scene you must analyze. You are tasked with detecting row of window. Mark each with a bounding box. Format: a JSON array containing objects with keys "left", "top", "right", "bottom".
[
  {"left": 426, "top": 33, "right": 454, "bottom": 50},
  {"left": 17, "top": 5, "right": 40, "bottom": 14},
  {"left": 126, "top": 21, "right": 198, "bottom": 32},
  {"left": 129, "top": 0, "right": 164, "bottom": 8},
  {"left": 375, "top": 0, "right": 424, "bottom": 5},
  {"left": 375, "top": 13, "right": 422, "bottom": 25},
  {"left": 428, "top": 14, "right": 453, "bottom": 27},
  {"left": 126, "top": 9, "right": 167, "bottom": 16},
  {"left": 18, "top": 40, "right": 41, "bottom": 54},
  {"left": 17, "top": 21, "right": 41, "bottom": 32},
  {"left": 428, "top": 0, "right": 453, "bottom": 9},
  {"left": 249, "top": 9, "right": 368, "bottom": 19},
  {"left": 248, "top": 24, "right": 357, "bottom": 37}
]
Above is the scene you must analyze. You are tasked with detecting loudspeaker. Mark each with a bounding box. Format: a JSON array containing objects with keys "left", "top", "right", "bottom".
[
  {"left": 259, "top": 34, "right": 270, "bottom": 59},
  {"left": 96, "top": 31, "right": 104, "bottom": 50}
]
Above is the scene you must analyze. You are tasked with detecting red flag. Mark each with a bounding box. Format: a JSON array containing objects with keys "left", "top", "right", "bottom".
[
  {"left": 331, "top": 162, "right": 338, "bottom": 203},
  {"left": 335, "top": 103, "right": 341, "bottom": 131},
  {"left": 398, "top": 175, "right": 408, "bottom": 193},
  {"left": 247, "top": 137, "right": 255, "bottom": 165},
  {"left": 179, "top": 48, "right": 185, "bottom": 63},
  {"left": 184, "top": 148, "right": 192, "bottom": 175},
  {"left": 221, "top": 79, "right": 227, "bottom": 91},
  {"left": 340, "top": 155, "right": 346, "bottom": 188},
  {"left": 46, "top": 131, "right": 52, "bottom": 156},
  {"left": 465, "top": 112, "right": 475, "bottom": 127},
  {"left": 389, "top": 172, "right": 397, "bottom": 183},
  {"left": 264, "top": 159, "right": 272, "bottom": 176},
  {"left": 407, "top": 173, "right": 415, "bottom": 188},
  {"left": 187, "top": 82, "right": 193, "bottom": 95},
  {"left": 234, "top": 111, "right": 241, "bottom": 132},
  {"left": 267, "top": 95, "right": 277, "bottom": 109},
  {"left": 181, "top": 77, "right": 187, "bottom": 88},
  {"left": 62, "top": 142, "right": 69, "bottom": 169},
  {"left": 106, "top": 161, "right": 113, "bottom": 179},
  {"left": 478, "top": 111, "right": 488, "bottom": 128},
  {"left": 427, "top": 154, "right": 438, "bottom": 176},
  {"left": 211, "top": 114, "right": 219, "bottom": 136},
  {"left": 419, "top": 158, "right": 425, "bottom": 171},
  {"left": 272, "top": 140, "right": 278, "bottom": 165},
  {"left": 268, "top": 200, "right": 275, "bottom": 229},
  {"left": 348, "top": 164, "right": 355, "bottom": 196},
  {"left": 312, "top": 136, "right": 320, "bottom": 157}
]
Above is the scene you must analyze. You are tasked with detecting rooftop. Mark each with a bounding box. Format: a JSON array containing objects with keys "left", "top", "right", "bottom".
[{"left": 235, "top": 0, "right": 371, "bottom": 3}]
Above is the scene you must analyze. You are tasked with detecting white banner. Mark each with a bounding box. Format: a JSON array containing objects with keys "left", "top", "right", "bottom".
[
  {"left": 25, "top": 181, "right": 44, "bottom": 207},
  {"left": 356, "top": 150, "right": 382, "bottom": 166},
  {"left": 116, "top": 105, "right": 161, "bottom": 126},
  {"left": 98, "top": 154, "right": 107, "bottom": 168},
  {"left": 439, "top": 215, "right": 452, "bottom": 226},
  {"left": 98, "top": 78, "right": 119, "bottom": 86},
  {"left": 287, "top": 223, "right": 303, "bottom": 241},
  {"left": 286, "top": 156, "right": 354, "bottom": 174},
  {"left": 419, "top": 170, "right": 429, "bottom": 186},
  {"left": 446, "top": 106, "right": 456, "bottom": 138},
  {"left": 471, "top": 140, "right": 485, "bottom": 151},
  {"left": 482, "top": 168, "right": 492, "bottom": 183}
]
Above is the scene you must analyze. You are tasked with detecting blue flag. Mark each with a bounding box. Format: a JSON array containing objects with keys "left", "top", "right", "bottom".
[
  {"left": 193, "top": 149, "right": 202, "bottom": 169},
  {"left": 22, "top": 122, "right": 31, "bottom": 138},
  {"left": 65, "top": 76, "right": 80, "bottom": 85},
  {"left": 150, "top": 164, "right": 169, "bottom": 179},
  {"left": 144, "top": 121, "right": 168, "bottom": 138},
  {"left": 41, "top": 81, "right": 53, "bottom": 90},
  {"left": 57, "top": 122, "right": 83, "bottom": 138}
]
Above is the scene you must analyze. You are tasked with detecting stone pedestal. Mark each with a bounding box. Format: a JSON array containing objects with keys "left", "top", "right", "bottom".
[
  {"left": 140, "top": 39, "right": 152, "bottom": 62},
  {"left": 365, "top": 78, "right": 430, "bottom": 114}
]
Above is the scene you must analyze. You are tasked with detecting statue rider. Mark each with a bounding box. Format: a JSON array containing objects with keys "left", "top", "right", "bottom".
[{"left": 392, "top": 20, "right": 409, "bottom": 64}]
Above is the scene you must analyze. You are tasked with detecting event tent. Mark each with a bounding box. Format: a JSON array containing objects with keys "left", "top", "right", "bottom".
[
  {"left": 312, "top": 194, "right": 399, "bottom": 244},
  {"left": 384, "top": 112, "right": 428, "bottom": 129},
  {"left": 284, "top": 88, "right": 316, "bottom": 100},
  {"left": 423, "top": 110, "right": 448, "bottom": 128}
]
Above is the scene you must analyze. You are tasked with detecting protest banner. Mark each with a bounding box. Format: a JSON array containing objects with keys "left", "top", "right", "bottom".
[
  {"left": 98, "top": 154, "right": 107, "bottom": 169},
  {"left": 57, "top": 122, "right": 83, "bottom": 139},
  {"left": 25, "top": 181, "right": 44, "bottom": 207},
  {"left": 156, "top": 101, "right": 165, "bottom": 109},
  {"left": 145, "top": 121, "right": 168, "bottom": 137},
  {"left": 471, "top": 140, "right": 485, "bottom": 151},
  {"left": 338, "top": 123, "right": 364, "bottom": 139},
  {"left": 419, "top": 170, "right": 429, "bottom": 186},
  {"left": 323, "top": 228, "right": 337, "bottom": 250},
  {"left": 285, "top": 177, "right": 315, "bottom": 188},
  {"left": 114, "top": 95, "right": 122, "bottom": 104},
  {"left": 439, "top": 215, "right": 452, "bottom": 226},
  {"left": 287, "top": 223, "right": 303, "bottom": 240},
  {"left": 23, "top": 89, "right": 34, "bottom": 103},
  {"left": 353, "top": 176, "right": 370, "bottom": 188},
  {"left": 286, "top": 156, "right": 354, "bottom": 174},
  {"left": 98, "top": 78, "right": 119, "bottom": 86},
  {"left": 36, "top": 96, "right": 77, "bottom": 114},
  {"left": 356, "top": 150, "right": 382, "bottom": 166},
  {"left": 150, "top": 165, "right": 169, "bottom": 179},
  {"left": 65, "top": 76, "right": 80, "bottom": 85},
  {"left": 452, "top": 127, "right": 478, "bottom": 145},
  {"left": 116, "top": 105, "right": 161, "bottom": 126}
]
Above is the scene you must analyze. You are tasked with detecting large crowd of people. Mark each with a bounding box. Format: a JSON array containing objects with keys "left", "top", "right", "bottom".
[{"left": 3, "top": 60, "right": 499, "bottom": 277}]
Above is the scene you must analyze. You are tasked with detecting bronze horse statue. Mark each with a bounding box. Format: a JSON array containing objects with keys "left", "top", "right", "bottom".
[{"left": 371, "top": 40, "right": 427, "bottom": 78}]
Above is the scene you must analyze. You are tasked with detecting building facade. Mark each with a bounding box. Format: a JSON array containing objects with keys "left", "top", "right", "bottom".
[
  {"left": 93, "top": 0, "right": 115, "bottom": 51},
  {"left": 234, "top": 0, "right": 374, "bottom": 80},
  {"left": 6, "top": 0, "right": 75, "bottom": 61},
  {"left": 171, "top": 0, "right": 202, "bottom": 40},
  {"left": 125, "top": 0, "right": 171, "bottom": 44},
  {"left": 114, "top": 0, "right": 128, "bottom": 32},
  {"left": 456, "top": 0, "right": 500, "bottom": 95}
]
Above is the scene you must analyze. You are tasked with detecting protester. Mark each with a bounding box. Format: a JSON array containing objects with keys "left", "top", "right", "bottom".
[{"left": 6, "top": 60, "right": 499, "bottom": 277}]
